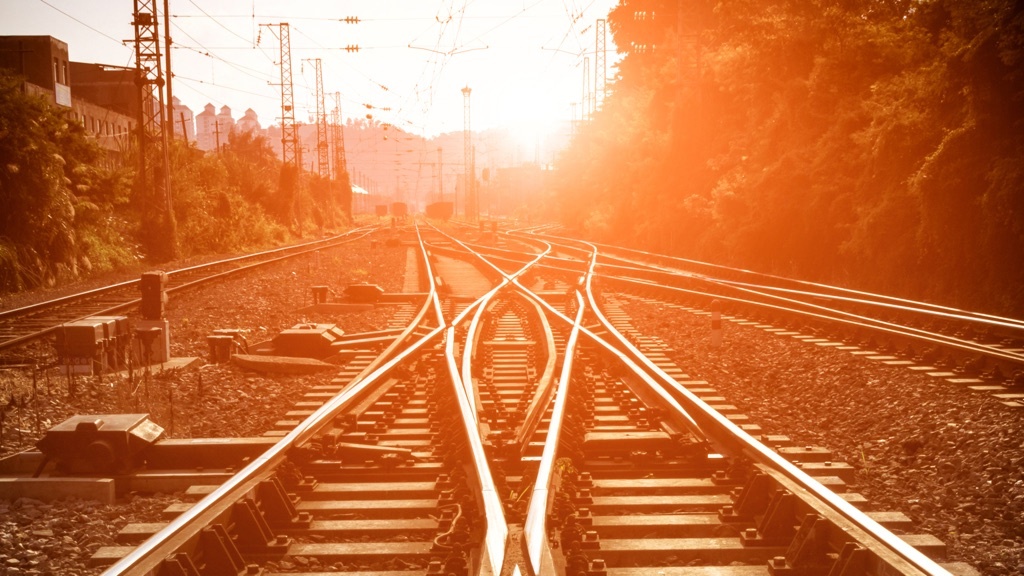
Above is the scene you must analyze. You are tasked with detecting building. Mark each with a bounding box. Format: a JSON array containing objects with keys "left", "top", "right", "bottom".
[
  {"left": 1, "top": 35, "right": 283, "bottom": 160},
  {"left": 236, "top": 108, "right": 261, "bottom": 134},
  {"left": 0, "top": 35, "right": 136, "bottom": 159},
  {"left": 170, "top": 97, "right": 195, "bottom": 143},
  {"left": 0, "top": 35, "right": 71, "bottom": 107},
  {"left": 194, "top": 103, "right": 217, "bottom": 151}
]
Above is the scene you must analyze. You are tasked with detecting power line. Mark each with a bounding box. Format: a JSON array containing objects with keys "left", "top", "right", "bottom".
[
  {"left": 174, "top": 75, "right": 278, "bottom": 101},
  {"left": 35, "top": 0, "right": 125, "bottom": 45}
]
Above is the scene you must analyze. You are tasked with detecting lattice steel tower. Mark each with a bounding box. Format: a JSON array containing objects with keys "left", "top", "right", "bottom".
[
  {"left": 309, "top": 58, "right": 329, "bottom": 178},
  {"left": 331, "top": 92, "right": 348, "bottom": 178},
  {"left": 461, "top": 86, "right": 472, "bottom": 220},
  {"left": 596, "top": 18, "right": 607, "bottom": 112},
  {"left": 582, "top": 56, "right": 591, "bottom": 121},
  {"left": 331, "top": 92, "right": 352, "bottom": 219},
  {"left": 274, "top": 23, "right": 298, "bottom": 166},
  {"left": 133, "top": 0, "right": 176, "bottom": 257}
]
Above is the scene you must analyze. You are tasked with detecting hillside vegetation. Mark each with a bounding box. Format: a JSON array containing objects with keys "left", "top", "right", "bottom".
[
  {"left": 0, "top": 72, "right": 351, "bottom": 294},
  {"left": 553, "top": 0, "right": 1024, "bottom": 317}
]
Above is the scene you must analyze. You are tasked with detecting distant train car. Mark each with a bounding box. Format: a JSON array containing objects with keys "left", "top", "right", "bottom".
[
  {"left": 390, "top": 202, "right": 408, "bottom": 217},
  {"left": 426, "top": 201, "right": 453, "bottom": 220}
]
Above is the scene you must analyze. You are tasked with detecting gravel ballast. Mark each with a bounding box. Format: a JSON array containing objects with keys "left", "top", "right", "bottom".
[
  {"left": 1, "top": 236, "right": 1021, "bottom": 575},
  {"left": 621, "top": 298, "right": 1024, "bottom": 575},
  {"left": 0, "top": 237, "right": 408, "bottom": 575}
]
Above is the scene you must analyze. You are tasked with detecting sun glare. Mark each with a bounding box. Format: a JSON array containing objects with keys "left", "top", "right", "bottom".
[{"left": 497, "top": 89, "right": 566, "bottom": 155}]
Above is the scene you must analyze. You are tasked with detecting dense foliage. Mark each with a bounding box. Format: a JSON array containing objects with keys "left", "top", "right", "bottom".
[
  {"left": 0, "top": 73, "right": 110, "bottom": 291},
  {"left": 554, "top": 0, "right": 1024, "bottom": 316},
  {"left": 0, "top": 71, "right": 352, "bottom": 294}
]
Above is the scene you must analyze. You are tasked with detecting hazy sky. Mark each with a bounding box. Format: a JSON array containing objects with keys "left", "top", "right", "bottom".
[{"left": 0, "top": 0, "right": 620, "bottom": 138}]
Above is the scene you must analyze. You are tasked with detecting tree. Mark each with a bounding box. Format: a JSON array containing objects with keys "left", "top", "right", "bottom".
[
  {"left": 0, "top": 72, "right": 99, "bottom": 290},
  {"left": 552, "top": 0, "right": 1024, "bottom": 316}
]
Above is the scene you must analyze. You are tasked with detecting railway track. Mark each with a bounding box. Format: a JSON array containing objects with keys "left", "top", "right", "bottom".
[
  {"left": 0, "top": 227, "right": 375, "bottom": 355},
  {"left": 0, "top": 222, "right": 960, "bottom": 575},
  {"left": 502, "top": 228, "right": 1024, "bottom": 401}
]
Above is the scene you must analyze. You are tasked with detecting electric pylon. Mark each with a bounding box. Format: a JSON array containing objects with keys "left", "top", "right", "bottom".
[
  {"left": 461, "top": 85, "right": 472, "bottom": 221},
  {"left": 331, "top": 92, "right": 348, "bottom": 178},
  {"left": 596, "top": 18, "right": 607, "bottom": 112},
  {"left": 331, "top": 92, "right": 352, "bottom": 220},
  {"left": 269, "top": 23, "right": 298, "bottom": 167},
  {"left": 307, "top": 58, "right": 329, "bottom": 179},
  {"left": 582, "top": 56, "right": 590, "bottom": 121},
  {"left": 133, "top": 0, "right": 176, "bottom": 259}
]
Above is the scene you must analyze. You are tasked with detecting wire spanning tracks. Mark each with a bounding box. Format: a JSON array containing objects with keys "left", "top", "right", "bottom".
[{"left": 0, "top": 229, "right": 373, "bottom": 353}]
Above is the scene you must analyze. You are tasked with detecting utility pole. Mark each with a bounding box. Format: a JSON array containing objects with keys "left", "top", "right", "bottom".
[
  {"left": 262, "top": 22, "right": 300, "bottom": 234},
  {"left": 596, "top": 18, "right": 607, "bottom": 112},
  {"left": 264, "top": 23, "right": 298, "bottom": 167},
  {"left": 331, "top": 92, "right": 352, "bottom": 220},
  {"left": 133, "top": 0, "right": 176, "bottom": 259},
  {"left": 582, "top": 56, "right": 590, "bottom": 121},
  {"left": 305, "top": 58, "right": 329, "bottom": 179},
  {"left": 461, "top": 86, "right": 472, "bottom": 221},
  {"left": 437, "top": 147, "right": 443, "bottom": 203},
  {"left": 163, "top": 0, "right": 173, "bottom": 139}
]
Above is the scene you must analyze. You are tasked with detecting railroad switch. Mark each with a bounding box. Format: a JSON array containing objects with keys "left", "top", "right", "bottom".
[
  {"left": 36, "top": 414, "right": 164, "bottom": 475},
  {"left": 271, "top": 323, "right": 345, "bottom": 358},
  {"left": 54, "top": 319, "right": 106, "bottom": 375},
  {"left": 344, "top": 283, "right": 384, "bottom": 303}
]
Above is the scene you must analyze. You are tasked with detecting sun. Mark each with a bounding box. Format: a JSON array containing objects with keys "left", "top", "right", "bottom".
[{"left": 500, "top": 89, "right": 568, "bottom": 158}]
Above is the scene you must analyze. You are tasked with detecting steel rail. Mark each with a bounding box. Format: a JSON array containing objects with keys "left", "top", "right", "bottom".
[
  {"left": 698, "top": 276, "right": 1024, "bottom": 360},
  {"left": 103, "top": 227, "right": 434, "bottom": 575},
  {"left": 604, "top": 273, "right": 1024, "bottom": 369},
  {"left": 708, "top": 277, "right": 1024, "bottom": 333},
  {"left": 421, "top": 220, "right": 556, "bottom": 575},
  {"left": 443, "top": 326, "right": 508, "bottom": 576},
  {"left": 594, "top": 251, "right": 1024, "bottom": 337},
  {"left": 426, "top": 223, "right": 575, "bottom": 575},
  {"left": 512, "top": 292, "right": 559, "bottom": 456},
  {"left": 523, "top": 290, "right": 585, "bottom": 575},
  {"left": 497, "top": 232, "right": 951, "bottom": 574},
  {"left": 0, "top": 227, "right": 377, "bottom": 352},
  {"left": 531, "top": 228, "right": 1024, "bottom": 331},
  {"left": 577, "top": 245, "right": 953, "bottom": 575},
  {"left": 513, "top": 230, "right": 1024, "bottom": 369},
  {"left": 464, "top": 235, "right": 711, "bottom": 448},
  {"left": 0, "top": 228, "right": 372, "bottom": 320},
  {"left": 588, "top": 256, "right": 1024, "bottom": 363}
]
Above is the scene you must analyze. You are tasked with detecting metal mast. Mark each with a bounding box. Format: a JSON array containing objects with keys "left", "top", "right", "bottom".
[
  {"left": 133, "top": 0, "right": 175, "bottom": 258},
  {"left": 461, "top": 86, "right": 472, "bottom": 221},
  {"left": 596, "top": 18, "right": 607, "bottom": 112},
  {"left": 331, "top": 92, "right": 352, "bottom": 219},
  {"left": 331, "top": 92, "right": 348, "bottom": 178},
  {"left": 275, "top": 23, "right": 298, "bottom": 166},
  {"left": 309, "top": 58, "right": 329, "bottom": 178},
  {"left": 437, "top": 147, "right": 443, "bottom": 203},
  {"left": 582, "top": 56, "right": 590, "bottom": 120}
]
